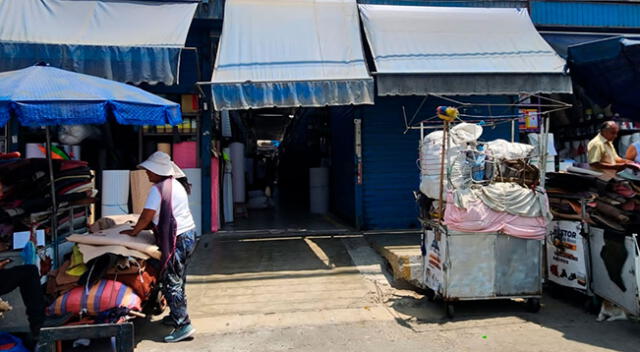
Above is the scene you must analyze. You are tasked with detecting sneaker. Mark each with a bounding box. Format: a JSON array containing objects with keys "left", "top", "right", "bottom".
[
  {"left": 161, "top": 315, "right": 175, "bottom": 327},
  {"left": 164, "top": 324, "right": 195, "bottom": 343}
]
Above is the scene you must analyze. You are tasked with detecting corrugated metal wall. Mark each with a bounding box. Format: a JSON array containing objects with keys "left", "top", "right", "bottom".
[
  {"left": 530, "top": 1, "right": 640, "bottom": 28},
  {"left": 360, "top": 96, "right": 517, "bottom": 230},
  {"left": 358, "top": 0, "right": 526, "bottom": 8}
]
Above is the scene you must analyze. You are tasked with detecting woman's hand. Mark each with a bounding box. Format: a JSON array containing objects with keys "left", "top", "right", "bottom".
[{"left": 120, "top": 229, "right": 137, "bottom": 236}]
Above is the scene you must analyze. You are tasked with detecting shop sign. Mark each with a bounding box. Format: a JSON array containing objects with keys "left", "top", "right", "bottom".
[
  {"left": 547, "top": 221, "right": 588, "bottom": 290},
  {"left": 424, "top": 230, "right": 445, "bottom": 293}
]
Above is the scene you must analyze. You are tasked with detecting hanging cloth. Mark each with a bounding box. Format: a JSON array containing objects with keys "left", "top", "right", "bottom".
[{"left": 155, "top": 178, "right": 178, "bottom": 270}]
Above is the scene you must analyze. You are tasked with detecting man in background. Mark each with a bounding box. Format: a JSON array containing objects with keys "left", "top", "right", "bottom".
[{"left": 588, "top": 121, "right": 638, "bottom": 172}]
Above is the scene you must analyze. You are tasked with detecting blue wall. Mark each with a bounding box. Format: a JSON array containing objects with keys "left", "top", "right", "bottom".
[
  {"left": 360, "top": 95, "right": 517, "bottom": 230},
  {"left": 531, "top": 1, "right": 640, "bottom": 29},
  {"left": 329, "top": 107, "right": 357, "bottom": 225}
]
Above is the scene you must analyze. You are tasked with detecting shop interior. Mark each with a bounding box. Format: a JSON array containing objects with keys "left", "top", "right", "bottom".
[{"left": 220, "top": 107, "right": 353, "bottom": 234}]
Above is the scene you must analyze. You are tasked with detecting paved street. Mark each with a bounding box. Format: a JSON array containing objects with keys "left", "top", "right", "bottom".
[{"left": 132, "top": 234, "right": 640, "bottom": 352}]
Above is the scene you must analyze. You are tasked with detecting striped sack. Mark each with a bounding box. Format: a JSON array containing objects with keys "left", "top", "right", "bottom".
[{"left": 47, "top": 279, "right": 141, "bottom": 316}]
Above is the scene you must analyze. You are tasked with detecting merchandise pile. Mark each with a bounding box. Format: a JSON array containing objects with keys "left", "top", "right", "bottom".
[
  {"left": 45, "top": 215, "right": 161, "bottom": 324},
  {"left": 0, "top": 157, "right": 97, "bottom": 251},
  {"left": 419, "top": 123, "right": 551, "bottom": 239},
  {"left": 546, "top": 167, "right": 640, "bottom": 232}
]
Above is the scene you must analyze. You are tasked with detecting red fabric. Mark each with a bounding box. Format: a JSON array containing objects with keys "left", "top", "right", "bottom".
[
  {"left": 211, "top": 156, "right": 220, "bottom": 232},
  {"left": 47, "top": 280, "right": 141, "bottom": 316},
  {"left": 107, "top": 266, "right": 158, "bottom": 300},
  {"left": 173, "top": 142, "right": 197, "bottom": 169}
]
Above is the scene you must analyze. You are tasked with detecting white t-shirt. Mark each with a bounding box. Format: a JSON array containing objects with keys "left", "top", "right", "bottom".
[{"left": 144, "top": 178, "right": 196, "bottom": 235}]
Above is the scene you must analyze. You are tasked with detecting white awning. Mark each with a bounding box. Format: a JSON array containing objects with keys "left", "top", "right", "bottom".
[
  {"left": 0, "top": 0, "right": 198, "bottom": 85},
  {"left": 211, "top": 0, "right": 374, "bottom": 111},
  {"left": 359, "top": 5, "right": 573, "bottom": 96}
]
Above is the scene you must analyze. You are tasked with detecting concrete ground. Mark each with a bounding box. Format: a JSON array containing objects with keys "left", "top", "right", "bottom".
[{"left": 130, "top": 233, "right": 640, "bottom": 352}]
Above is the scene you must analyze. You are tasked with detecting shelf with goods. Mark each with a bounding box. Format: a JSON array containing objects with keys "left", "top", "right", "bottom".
[
  {"left": 0, "top": 155, "right": 97, "bottom": 268},
  {"left": 137, "top": 97, "right": 202, "bottom": 166}
]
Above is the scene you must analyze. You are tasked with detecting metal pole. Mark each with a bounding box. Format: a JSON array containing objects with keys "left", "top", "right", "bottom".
[
  {"left": 46, "top": 127, "right": 59, "bottom": 268},
  {"left": 437, "top": 121, "right": 449, "bottom": 220},
  {"left": 539, "top": 115, "right": 550, "bottom": 189}
]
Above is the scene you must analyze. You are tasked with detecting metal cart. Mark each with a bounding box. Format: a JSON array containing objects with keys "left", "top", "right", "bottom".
[
  {"left": 588, "top": 227, "right": 640, "bottom": 317},
  {"left": 545, "top": 219, "right": 600, "bottom": 312},
  {"left": 422, "top": 221, "right": 543, "bottom": 318}
]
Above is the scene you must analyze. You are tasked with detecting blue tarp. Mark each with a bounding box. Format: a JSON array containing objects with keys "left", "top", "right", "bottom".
[
  {"left": 0, "top": 0, "right": 198, "bottom": 85},
  {"left": 0, "top": 66, "right": 181, "bottom": 127},
  {"left": 568, "top": 37, "right": 640, "bottom": 118}
]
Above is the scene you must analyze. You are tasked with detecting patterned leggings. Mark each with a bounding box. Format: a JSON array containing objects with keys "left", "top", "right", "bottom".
[{"left": 162, "top": 229, "right": 196, "bottom": 328}]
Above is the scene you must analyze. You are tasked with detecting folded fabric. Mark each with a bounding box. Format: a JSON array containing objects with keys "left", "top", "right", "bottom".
[
  {"left": 68, "top": 224, "right": 160, "bottom": 260},
  {"left": 596, "top": 201, "right": 630, "bottom": 224},
  {"left": 453, "top": 183, "right": 551, "bottom": 220},
  {"left": 591, "top": 213, "right": 626, "bottom": 232},
  {"left": 54, "top": 261, "right": 82, "bottom": 286},
  {"left": 89, "top": 214, "right": 140, "bottom": 233},
  {"left": 444, "top": 193, "right": 547, "bottom": 240},
  {"left": 78, "top": 244, "right": 150, "bottom": 262},
  {"left": 107, "top": 265, "right": 158, "bottom": 300},
  {"left": 617, "top": 168, "right": 640, "bottom": 182},
  {"left": 613, "top": 182, "right": 637, "bottom": 198},
  {"left": 47, "top": 280, "right": 142, "bottom": 316}
]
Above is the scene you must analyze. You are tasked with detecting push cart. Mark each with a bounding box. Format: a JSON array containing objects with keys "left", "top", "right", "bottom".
[
  {"left": 422, "top": 220, "right": 543, "bottom": 318},
  {"left": 588, "top": 227, "right": 640, "bottom": 317}
]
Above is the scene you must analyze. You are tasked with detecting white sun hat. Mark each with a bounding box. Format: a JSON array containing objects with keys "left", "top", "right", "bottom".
[
  {"left": 172, "top": 162, "right": 186, "bottom": 178},
  {"left": 138, "top": 151, "right": 175, "bottom": 176}
]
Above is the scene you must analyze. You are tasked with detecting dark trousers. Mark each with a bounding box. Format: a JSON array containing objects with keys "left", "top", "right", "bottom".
[
  {"left": 162, "top": 229, "right": 196, "bottom": 328},
  {"left": 0, "top": 265, "right": 46, "bottom": 334}
]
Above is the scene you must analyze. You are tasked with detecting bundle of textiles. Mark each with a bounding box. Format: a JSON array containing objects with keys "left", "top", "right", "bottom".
[
  {"left": 419, "top": 123, "right": 549, "bottom": 239},
  {"left": 45, "top": 215, "right": 161, "bottom": 324},
  {"left": 0, "top": 158, "right": 97, "bottom": 249},
  {"left": 546, "top": 167, "right": 640, "bottom": 232}
]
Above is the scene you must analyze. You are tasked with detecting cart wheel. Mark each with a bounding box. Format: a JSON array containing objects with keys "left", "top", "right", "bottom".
[
  {"left": 526, "top": 298, "right": 541, "bottom": 313},
  {"left": 445, "top": 303, "right": 455, "bottom": 319},
  {"left": 547, "top": 283, "right": 562, "bottom": 299}
]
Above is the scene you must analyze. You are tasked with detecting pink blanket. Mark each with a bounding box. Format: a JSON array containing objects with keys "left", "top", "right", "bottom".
[{"left": 443, "top": 193, "right": 547, "bottom": 240}]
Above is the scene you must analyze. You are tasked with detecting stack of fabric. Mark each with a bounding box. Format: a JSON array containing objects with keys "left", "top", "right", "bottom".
[
  {"left": 45, "top": 215, "right": 161, "bottom": 324},
  {"left": 546, "top": 167, "right": 640, "bottom": 294},
  {"left": 0, "top": 158, "right": 97, "bottom": 250},
  {"left": 419, "top": 123, "right": 551, "bottom": 240},
  {"left": 546, "top": 167, "right": 640, "bottom": 232}
]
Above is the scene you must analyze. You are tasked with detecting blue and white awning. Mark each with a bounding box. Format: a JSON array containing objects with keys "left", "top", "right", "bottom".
[
  {"left": 359, "top": 5, "right": 573, "bottom": 96},
  {"left": 210, "top": 0, "right": 374, "bottom": 111},
  {"left": 0, "top": 0, "right": 198, "bottom": 85}
]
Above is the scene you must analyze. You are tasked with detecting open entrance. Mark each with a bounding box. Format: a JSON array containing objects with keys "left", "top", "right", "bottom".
[{"left": 220, "top": 107, "right": 356, "bottom": 235}]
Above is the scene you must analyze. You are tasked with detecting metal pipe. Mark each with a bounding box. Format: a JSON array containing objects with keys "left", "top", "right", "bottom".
[
  {"left": 437, "top": 121, "right": 449, "bottom": 220},
  {"left": 45, "top": 127, "right": 59, "bottom": 268}
]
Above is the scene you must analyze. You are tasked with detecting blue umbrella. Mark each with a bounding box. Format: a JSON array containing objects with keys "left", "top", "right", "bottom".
[
  {"left": 0, "top": 65, "right": 182, "bottom": 127},
  {"left": 0, "top": 65, "right": 182, "bottom": 267}
]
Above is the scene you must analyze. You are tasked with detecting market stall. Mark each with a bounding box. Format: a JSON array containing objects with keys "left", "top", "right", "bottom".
[
  {"left": 546, "top": 166, "right": 640, "bottom": 317},
  {"left": 0, "top": 65, "right": 181, "bottom": 344},
  {"left": 417, "top": 110, "right": 554, "bottom": 317}
]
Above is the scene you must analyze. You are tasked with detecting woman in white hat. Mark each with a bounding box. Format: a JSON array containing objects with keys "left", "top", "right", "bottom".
[{"left": 120, "top": 151, "right": 196, "bottom": 343}]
